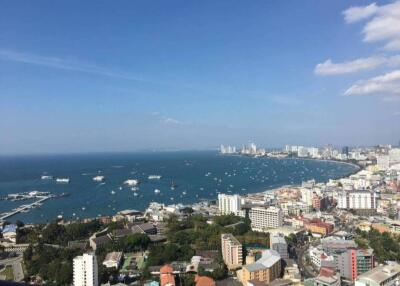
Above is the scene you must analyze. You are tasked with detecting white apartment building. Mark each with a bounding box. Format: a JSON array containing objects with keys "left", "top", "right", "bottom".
[
  {"left": 301, "top": 188, "right": 314, "bottom": 206},
  {"left": 249, "top": 206, "right": 283, "bottom": 232},
  {"left": 73, "top": 253, "right": 98, "bottom": 286},
  {"left": 309, "top": 247, "right": 334, "bottom": 270},
  {"left": 218, "top": 194, "right": 244, "bottom": 217},
  {"left": 337, "top": 190, "right": 378, "bottom": 210},
  {"left": 298, "top": 146, "right": 309, "bottom": 157}
]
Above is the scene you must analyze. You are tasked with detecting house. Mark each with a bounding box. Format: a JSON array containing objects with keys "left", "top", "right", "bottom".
[
  {"left": 2, "top": 224, "right": 17, "bottom": 243},
  {"left": 195, "top": 275, "right": 216, "bottom": 286},
  {"left": 131, "top": 223, "right": 157, "bottom": 235},
  {"left": 103, "top": 251, "right": 123, "bottom": 269},
  {"left": 90, "top": 234, "right": 112, "bottom": 250},
  {"left": 239, "top": 249, "right": 281, "bottom": 284},
  {"left": 160, "top": 264, "right": 175, "bottom": 286}
]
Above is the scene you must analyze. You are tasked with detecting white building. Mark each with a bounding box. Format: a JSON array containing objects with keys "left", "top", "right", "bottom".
[
  {"left": 270, "top": 234, "right": 288, "bottom": 259},
  {"left": 301, "top": 188, "right": 314, "bottom": 206},
  {"left": 218, "top": 194, "right": 244, "bottom": 217},
  {"left": 337, "top": 190, "right": 378, "bottom": 210},
  {"left": 73, "top": 253, "right": 98, "bottom": 286},
  {"left": 309, "top": 247, "right": 335, "bottom": 270},
  {"left": 298, "top": 146, "right": 309, "bottom": 157},
  {"left": 249, "top": 206, "right": 283, "bottom": 232},
  {"left": 102, "top": 252, "right": 122, "bottom": 269}
]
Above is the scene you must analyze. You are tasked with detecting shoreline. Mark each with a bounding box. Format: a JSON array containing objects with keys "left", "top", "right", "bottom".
[{"left": 4, "top": 154, "right": 361, "bottom": 225}]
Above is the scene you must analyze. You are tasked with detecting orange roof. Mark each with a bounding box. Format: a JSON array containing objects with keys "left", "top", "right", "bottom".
[
  {"left": 161, "top": 274, "right": 175, "bottom": 286},
  {"left": 160, "top": 264, "right": 174, "bottom": 274},
  {"left": 195, "top": 275, "right": 216, "bottom": 286}
]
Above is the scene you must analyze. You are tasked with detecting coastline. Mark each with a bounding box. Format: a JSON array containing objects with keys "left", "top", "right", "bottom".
[{"left": 2, "top": 152, "right": 361, "bottom": 224}]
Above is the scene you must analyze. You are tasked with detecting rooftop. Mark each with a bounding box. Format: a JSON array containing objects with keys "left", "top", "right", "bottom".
[
  {"left": 357, "top": 263, "right": 400, "bottom": 284},
  {"left": 243, "top": 249, "right": 281, "bottom": 272}
]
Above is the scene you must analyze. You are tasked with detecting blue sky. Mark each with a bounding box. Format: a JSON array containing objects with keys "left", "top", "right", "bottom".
[{"left": 1, "top": 0, "right": 399, "bottom": 154}]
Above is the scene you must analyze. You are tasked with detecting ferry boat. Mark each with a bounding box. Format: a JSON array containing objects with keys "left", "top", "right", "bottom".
[
  {"left": 56, "top": 178, "right": 70, "bottom": 183},
  {"left": 148, "top": 175, "right": 162, "bottom": 180},
  {"left": 124, "top": 179, "right": 139, "bottom": 186},
  {"left": 92, "top": 175, "right": 105, "bottom": 182}
]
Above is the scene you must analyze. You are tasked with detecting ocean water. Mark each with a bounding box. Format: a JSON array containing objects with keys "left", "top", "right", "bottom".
[{"left": 0, "top": 151, "right": 358, "bottom": 223}]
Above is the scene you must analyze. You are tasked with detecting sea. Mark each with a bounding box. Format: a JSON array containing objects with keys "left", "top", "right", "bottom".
[{"left": 0, "top": 151, "right": 359, "bottom": 224}]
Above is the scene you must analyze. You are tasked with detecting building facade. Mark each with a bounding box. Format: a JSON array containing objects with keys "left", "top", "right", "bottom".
[
  {"left": 218, "top": 194, "right": 244, "bottom": 217},
  {"left": 249, "top": 206, "right": 283, "bottom": 232},
  {"left": 221, "top": 233, "right": 243, "bottom": 270},
  {"left": 73, "top": 253, "right": 98, "bottom": 286}
]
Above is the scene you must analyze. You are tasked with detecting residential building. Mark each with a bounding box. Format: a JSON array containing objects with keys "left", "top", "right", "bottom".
[
  {"left": 249, "top": 206, "right": 283, "bottom": 232},
  {"left": 2, "top": 224, "right": 17, "bottom": 243},
  {"left": 239, "top": 249, "right": 281, "bottom": 284},
  {"left": 314, "top": 268, "right": 341, "bottom": 286},
  {"left": 270, "top": 234, "right": 288, "bottom": 259},
  {"left": 102, "top": 251, "right": 123, "bottom": 269},
  {"left": 304, "top": 219, "right": 334, "bottom": 237},
  {"left": 338, "top": 248, "right": 374, "bottom": 281},
  {"left": 194, "top": 275, "right": 216, "bottom": 286},
  {"left": 355, "top": 263, "right": 400, "bottom": 286},
  {"left": 221, "top": 233, "right": 243, "bottom": 270},
  {"left": 160, "top": 264, "right": 175, "bottom": 286},
  {"left": 218, "top": 194, "right": 244, "bottom": 217},
  {"left": 73, "top": 253, "right": 98, "bottom": 286},
  {"left": 337, "top": 190, "right": 378, "bottom": 210}
]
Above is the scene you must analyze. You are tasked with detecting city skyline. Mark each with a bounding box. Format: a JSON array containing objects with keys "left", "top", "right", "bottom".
[{"left": 1, "top": 1, "right": 400, "bottom": 154}]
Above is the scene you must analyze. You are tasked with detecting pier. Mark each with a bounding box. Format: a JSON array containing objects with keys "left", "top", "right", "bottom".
[{"left": 0, "top": 196, "right": 50, "bottom": 221}]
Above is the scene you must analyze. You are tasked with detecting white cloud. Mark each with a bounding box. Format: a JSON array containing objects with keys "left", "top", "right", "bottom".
[
  {"left": 343, "top": 1, "right": 400, "bottom": 51},
  {"left": 163, "top": 117, "right": 183, "bottom": 125},
  {"left": 343, "top": 3, "right": 378, "bottom": 23},
  {"left": 0, "top": 49, "right": 145, "bottom": 82},
  {"left": 314, "top": 56, "right": 387, "bottom": 75},
  {"left": 344, "top": 69, "right": 400, "bottom": 96}
]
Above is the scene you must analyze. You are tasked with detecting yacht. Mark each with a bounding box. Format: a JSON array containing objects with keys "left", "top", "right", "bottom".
[
  {"left": 124, "top": 179, "right": 139, "bottom": 186},
  {"left": 92, "top": 175, "right": 105, "bottom": 182},
  {"left": 41, "top": 175, "right": 53, "bottom": 180},
  {"left": 56, "top": 178, "right": 70, "bottom": 183},
  {"left": 148, "top": 175, "right": 162, "bottom": 180}
]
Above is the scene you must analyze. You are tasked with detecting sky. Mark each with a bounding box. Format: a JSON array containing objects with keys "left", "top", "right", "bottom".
[{"left": 0, "top": 0, "right": 400, "bottom": 154}]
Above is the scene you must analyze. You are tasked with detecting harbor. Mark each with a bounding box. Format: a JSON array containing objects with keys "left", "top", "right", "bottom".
[{"left": 0, "top": 191, "right": 70, "bottom": 222}]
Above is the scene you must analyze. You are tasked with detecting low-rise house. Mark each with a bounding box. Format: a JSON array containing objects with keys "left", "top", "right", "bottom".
[
  {"left": 2, "top": 224, "right": 17, "bottom": 243},
  {"left": 103, "top": 251, "right": 123, "bottom": 269},
  {"left": 195, "top": 275, "right": 216, "bottom": 286},
  {"left": 238, "top": 249, "right": 281, "bottom": 284},
  {"left": 90, "top": 234, "right": 112, "bottom": 250}
]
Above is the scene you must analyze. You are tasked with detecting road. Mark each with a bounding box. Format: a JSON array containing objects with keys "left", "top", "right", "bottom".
[
  {"left": 295, "top": 245, "right": 318, "bottom": 279},
  {"left": 0, "top": 255, "right": 24, "bottom": 281}
]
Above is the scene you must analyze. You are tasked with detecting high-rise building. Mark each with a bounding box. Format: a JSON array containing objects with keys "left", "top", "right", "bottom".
[
  {"left": 337, "top": 190, "right": 378, "bottom": 210},
  {"left": 73, "top": 253, "right": 98, "bottom": 286},
  {"left": 270, "top": 234, "right": 288, "bottom": 259},
  {"left": 218, "top": 194, "right": 244, "bottom": 217},
  {"left": 221, "top": 233, "right": 243, "bottom": 270},
  {"left": 338, "top": 248, "right": 374, "bottom": 281},
  {"left": 249, "top": 206, "right": 283, "bottom": 232}
]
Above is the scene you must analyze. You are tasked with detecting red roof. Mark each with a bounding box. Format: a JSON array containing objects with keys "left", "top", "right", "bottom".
[
  {"left": 160, "top": 264, "right": 174, "bottom": 274},
  {"left": 195, "top": 275, "right": 216, "bottom": 286}
]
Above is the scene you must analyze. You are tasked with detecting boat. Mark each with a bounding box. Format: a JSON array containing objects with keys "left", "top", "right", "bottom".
[
  {"left": 131, "top": 186, "right": 139, "bottom": 191},
  {"left": 41, "top": 175, "right": 53, "bottom": 180},
  {"left": 124, "top": 179, "right": 139, "bottom": 186},
  {"left": 56, "top": 178, "right": 70, "bottom": 183},
  {"left": 170, "top": 181, "right": 177, "bottom": 190},
  {"left": 148, "top": 175, "right": 162, "bottom": 180},
  {"left": 133, "top": 192, "right": 138, "bottom": 196},
  {"left": 111, "top": 190, "right": 116, "bottom": 195},
  {"left": 92, "top": 175, "right": 105, "bottom": 182},
  {"left": 154, "top": 189, "right": 161, "bottom": 194}
]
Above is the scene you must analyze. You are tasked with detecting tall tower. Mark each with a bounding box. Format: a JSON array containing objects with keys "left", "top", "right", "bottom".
[{"left": 73, "top": 253, "right": 98, "bottom": 286}]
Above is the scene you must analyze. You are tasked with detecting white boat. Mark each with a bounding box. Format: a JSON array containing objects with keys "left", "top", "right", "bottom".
[
  {"left": 41, "top": 175, "right": 53, "bottom": 180},
  {"left": 92, "top": 175, "right": 105, "bottom": 182},
  {"left": 131, "top": 187, "right": 139, "bottom": 191},
  {"left": 148, "top": 175, "right": 162, "bottom": 180},
  {"left": 133, "top": 192, "right": 138, "bottom": 196},
  {"left": 124, "top": 179, "right": 139, "bottom": 186},
  {"left": 154, "top": 189, "right": 161, "bottom": 194},
  {"left": 111, "top": 190, "right": 116, "bottom": 195},
  {"left": 56, "top": 178, "right": 70, "bottom": 183}
]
